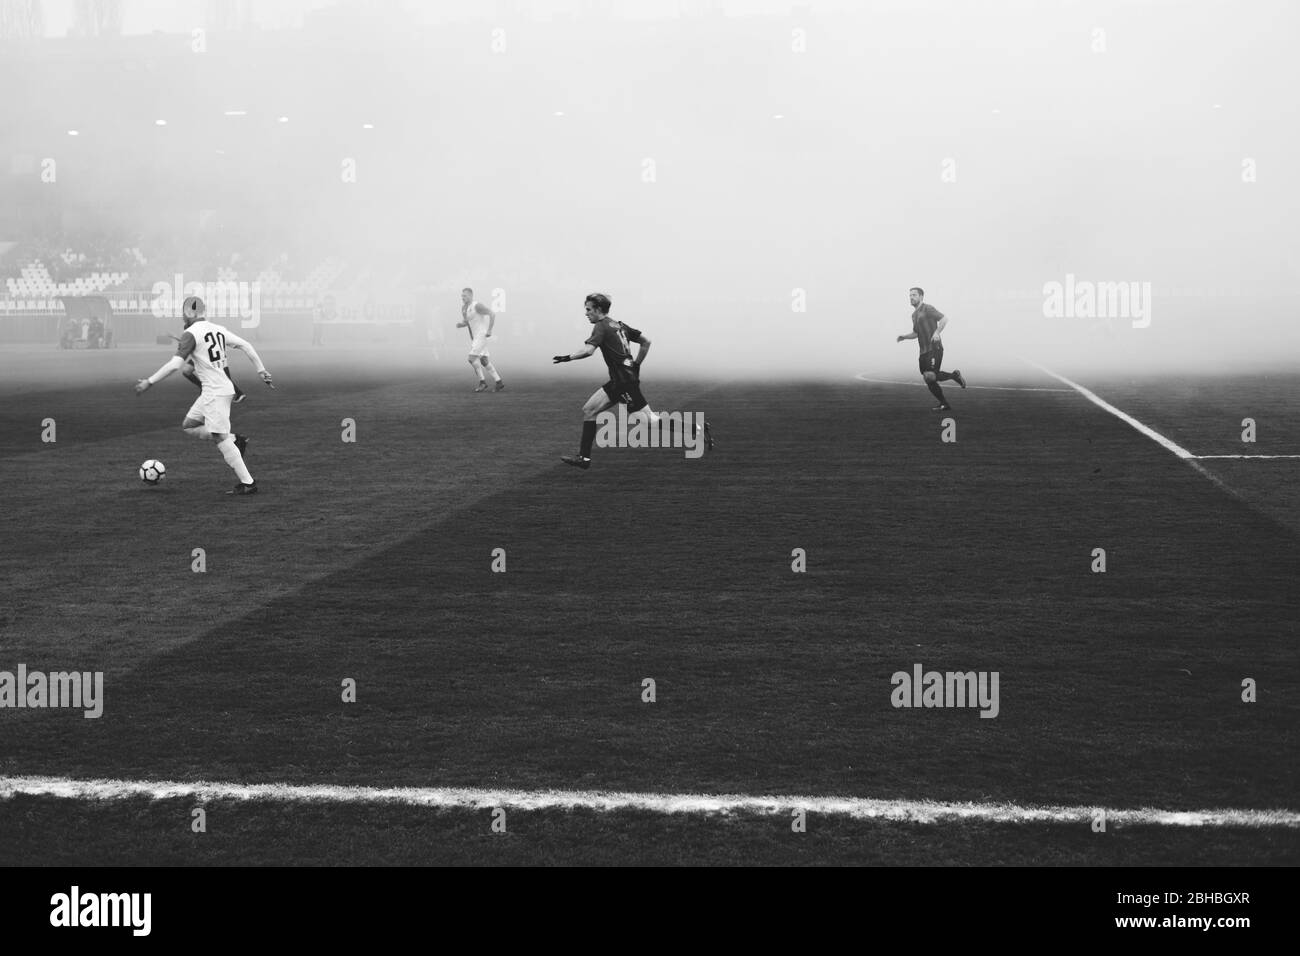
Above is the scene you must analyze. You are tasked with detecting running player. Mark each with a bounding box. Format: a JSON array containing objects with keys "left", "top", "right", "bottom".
[
  {"left": 896, "top": 286, "right": 966, "bottom": 410},
  {"left": 134, "top": 296, "right": 274, "bottom": 494},
  {"left": 552, "top": 292, "right": 710, "bottom": 469},
  {"left": 178, "top": 339, "right": 245, "bottom": 403},
  {"left": 457, "top": 287, "right": 504, "bottom": 392}
]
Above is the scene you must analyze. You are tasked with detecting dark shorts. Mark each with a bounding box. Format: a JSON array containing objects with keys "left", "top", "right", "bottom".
[
  {"left": 919, "top": 346, "right": 944, "bottom": 376},
  {"left": 602, "top": 367, "right": 648, "bottom": 411}
]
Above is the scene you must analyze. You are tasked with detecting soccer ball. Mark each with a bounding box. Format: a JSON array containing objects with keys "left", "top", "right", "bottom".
[{"left": 139, "top": 459, "right": 166, "bottom": 485}]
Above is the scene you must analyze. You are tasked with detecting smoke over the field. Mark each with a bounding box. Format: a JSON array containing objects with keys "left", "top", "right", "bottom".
[{"left": 2, "top": 0, "right": 1296, "bottom": 381}]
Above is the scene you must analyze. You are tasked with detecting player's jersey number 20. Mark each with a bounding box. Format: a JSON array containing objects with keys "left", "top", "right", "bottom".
[{"left": 203, "top": 330, "right": 228, "bottom": 369}]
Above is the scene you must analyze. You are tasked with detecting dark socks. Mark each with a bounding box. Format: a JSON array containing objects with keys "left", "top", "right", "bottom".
[
  {"left": 926, "top": 380, "right": 947, "bottom": 402},
  {"left": 580, "top": 420, "right": 597, "bottom": 457}
]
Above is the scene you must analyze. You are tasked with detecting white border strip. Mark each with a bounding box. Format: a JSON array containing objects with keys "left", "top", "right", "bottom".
[{"left": 2, "top": 775, "right": 1295, "bottom": 828}]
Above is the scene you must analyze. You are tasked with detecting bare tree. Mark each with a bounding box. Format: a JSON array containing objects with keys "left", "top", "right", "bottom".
[
  {"left": 72, "top": 0, "right": 123, "bottom": 38},
  {"left": 206, "top": 0, "right": 247, "bottom": 33},
  {"left": 0, "top": 0, "right": 45, "bottom": 41}
]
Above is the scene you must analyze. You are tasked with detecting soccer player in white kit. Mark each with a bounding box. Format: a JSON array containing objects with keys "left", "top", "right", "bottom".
[
  {"left": 134, "top": 296, "right": 274, "bottom": 495},
  {"left": 456, "top": 287, "right": 504, "bottom": 392}
]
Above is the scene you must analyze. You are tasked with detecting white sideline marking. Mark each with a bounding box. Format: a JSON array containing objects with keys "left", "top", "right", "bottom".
[
  {"left": 1022, "top": 362, "right": 1300, "bottom": 496},
  {"left": 855, "top": 372, "right": 1071, "bottom": 392},
  {"left": 2, "top": 775, "right": 1296, "bottom": 828},
  {"left": 1023, "top": 362, "right": 1195, "bottom": 459}
]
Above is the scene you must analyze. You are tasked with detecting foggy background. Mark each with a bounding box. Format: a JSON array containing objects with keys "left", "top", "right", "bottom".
[{"left": 1, "top": 0, "right": 1297, "bottom": 379}]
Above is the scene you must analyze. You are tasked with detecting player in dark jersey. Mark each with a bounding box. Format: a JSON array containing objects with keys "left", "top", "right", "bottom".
[
  {"left": 552, "top": 292, "right": 710, "bottom": 469},
  {"left": 896, "top": 286, "right": 966, "bottom": 410}
]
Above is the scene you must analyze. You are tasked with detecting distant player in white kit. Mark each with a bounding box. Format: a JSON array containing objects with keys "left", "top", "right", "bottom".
[
  {"left": 134, "top": 295, "right": 274, "bottom": 495},
  {"left": 457, "top": 287, "right": 504, "bottom": 392}
]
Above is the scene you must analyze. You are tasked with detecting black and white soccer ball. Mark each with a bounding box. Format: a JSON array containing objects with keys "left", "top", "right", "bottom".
[{"left": 139, "top": 459, "right": 166, "bottom": 485}]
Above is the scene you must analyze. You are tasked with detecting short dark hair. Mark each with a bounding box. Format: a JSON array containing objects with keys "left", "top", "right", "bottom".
[
  {"left": 585, "top": 293, "right": 612, "bottom": 315},
  {"left": 910, "top": 287, "right": 924, "bottom": 297},
  {"left": 462, "top": 287, "right": 473, "bottom": 294}
]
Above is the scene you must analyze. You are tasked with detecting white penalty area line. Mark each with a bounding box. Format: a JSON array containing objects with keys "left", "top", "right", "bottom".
[
  {"left": 1023, "top": 362, "right": 1300, "bottom": 482},
  {"left": 855, "top": 372, "right": 1072, "bottom": 392},
  {"left": 2, "top": 776, "right": 1296, "bottom": 828}
]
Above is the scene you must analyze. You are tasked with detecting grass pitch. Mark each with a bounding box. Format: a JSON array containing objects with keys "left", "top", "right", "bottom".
[{"left": 1, "top": 346, "right": 1296, "bottom": 864}]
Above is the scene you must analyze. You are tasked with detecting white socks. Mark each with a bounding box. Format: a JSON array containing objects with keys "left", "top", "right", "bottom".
[
  {"left": 217, "top": 436, "right": 254, "bottom": 484},
  {"left": 482, "top": 360, "right": 501, "bottom": 383}
]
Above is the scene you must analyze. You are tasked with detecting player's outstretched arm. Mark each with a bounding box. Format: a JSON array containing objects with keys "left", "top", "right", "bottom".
[
  {"left": 897, "top": 331, "right": 918, "bottom": 342},
  {"left": 553, "top": 344, "right": 597, "bottom": 363},
  {"left": 135, "top": 355, "right": 185, "bottom": 394},
  {"left": 225, "top": 332, "right": 275, "bottom": 388}
]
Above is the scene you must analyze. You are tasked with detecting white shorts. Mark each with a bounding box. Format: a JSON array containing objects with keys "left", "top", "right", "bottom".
[
  {"left": 468, "top": 336, "right": 490, "bottom": 358},
  {"left": 185, "top": 392, "right": 233, "bottom": 434}
]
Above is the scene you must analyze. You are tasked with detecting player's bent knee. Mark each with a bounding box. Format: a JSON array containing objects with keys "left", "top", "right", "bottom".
[{"left": 923, "top": 372, "right": 937, "bottom": 384}]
